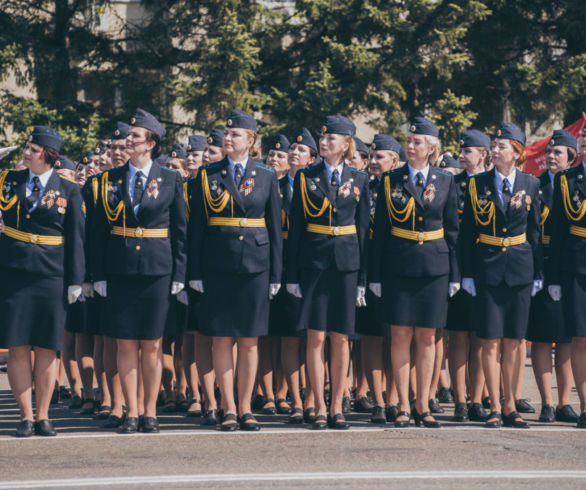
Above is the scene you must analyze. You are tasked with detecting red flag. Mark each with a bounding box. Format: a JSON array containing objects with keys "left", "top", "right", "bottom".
[{"left": 524, "top": 114, "right": 586, "bottom": 176}]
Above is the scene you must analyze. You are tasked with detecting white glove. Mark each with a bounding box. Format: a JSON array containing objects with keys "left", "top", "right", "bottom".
[
  {"left": 67, "top": 285, "right": 82, "bottom": 304},
  {"left": 286, "top": 283, "right": 302, "bottom": 298},
  {"left": 82, "top": 282, "right": 94, "bottom": 298},
  {"left": 548, "top": 285, "right": 561, "bottom": 302},
  {"left": 448, "top": 282, "right": 461, "bottom": 298},
  {"left": 462, "top": 278, "right": 476, "bottom": 297},
  {"left": 531, "top": 279, "right": 543, "bottom": 297},
  {"left": 369, "top": 282, "right": 382, "bottom": 298},
  {"left": 94, "top": 281, "right": 107, "bottom": 297},
  {"left": 189, "top": 280, "right": 204, "bottom": 293},
  {"left": 171, "top": 281, "right": 184, "bottom": 295},
  {"left": 177, "top": 290, "right": 189, "bottom": 305},
  {"left": 356, "top": 286, "right": 366, "bottom": 307},
  {"left": 269, "top": 283, "right": 281, "bottom": 299}
]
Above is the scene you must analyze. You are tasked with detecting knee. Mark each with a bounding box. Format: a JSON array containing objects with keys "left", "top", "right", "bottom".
[
  {"left": 329, "top": 333, "right": 348, "bottom": 349},
  {"left": 414, "top": 329, "right": 435, "bottom": 348}
]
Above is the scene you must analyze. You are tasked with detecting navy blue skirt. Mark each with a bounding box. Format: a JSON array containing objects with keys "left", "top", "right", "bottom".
[
  {"left": 0, "top": 267, "right": 65, "bottom": 350},
  {"left": 105, "top": 274, "right": 171, "bottom": 340},
  {"left": 527, "top": 288, "right": 570, "bottom": 343},
  {"left": 446, "top": 289, "right": 476, "bottom": 332},
  {"left": 65, "top": 300, "right": 88, "bottom": 334},
  {"left": 355, "top": 289, "right": 389, "bottom": 337},
  {"left": 562, "top": 273, "right": 586, "bottom": 338},
  {"left": 268, "top": 285, "right": 303, "bottom": 337}
]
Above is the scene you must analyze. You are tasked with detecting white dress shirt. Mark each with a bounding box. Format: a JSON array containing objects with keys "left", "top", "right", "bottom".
[
  {"left": 324, "top": 160, "right": 344, "bottom": 185},
  {"left": 495, "top": 168, "right": 517, "bottom": 206},
  {"left": 26, "top": 168, "right": 54, "bottom": 211},
  {"left": 407, "top": 163, "right": 430, "bottom": 187},
  {"left": 129, "top": 160, "right": 152, "bottom": 214}
]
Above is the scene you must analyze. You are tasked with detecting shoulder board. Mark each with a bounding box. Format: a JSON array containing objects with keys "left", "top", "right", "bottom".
[
  {"left": 256, "top": 162, "right": 275, "bottom": 173},
  {"left": 59, "top": 174, "right": 77, "bottom": 184},
  {"left": 203, "top": 161, "right": 223, "bottom": 171},
  {"left": 385, "top": 168, "right": 402, "bottom": 178},
  {"left": 435, "top": 169, "right": 452, "bottom": 177},
  {"left": 161, "top": 166, "right": 177, "bottom": 175},
  {"left": 350, "top": 167, "right": 367, "bottom": 175},
  {"left": 564, "top": 166, "right": 579, "bottom": 176}
]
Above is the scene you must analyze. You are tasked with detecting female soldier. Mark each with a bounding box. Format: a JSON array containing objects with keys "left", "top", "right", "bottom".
[
  {"left": 357, "top": 133, "right": 403, "bottom": 424},
  {"left": 0, "top": 126, "right": 85, "bottom": 437},
  {"left": 186, "top": 135, "right": 207, "bottom": 178},
  {"left": 286, "top": 115, "right": 370, "bottom": 430},
  {"left": 528, "top": 130, "right": 579, "bottom": 424},
  {"left": 202, "top": 129, "right": 225, "bottom": 165},
  {"left": 447, "top": 130, "right": 490, "bottom": 423},
  {"left": 92, "top": 109, "right": 187, "bottom": 434},
  {"left": 188, "top": 110, "right": 282, "bottom": 431},
  {"left": 549, "top": 128, "right": 586, "bottom": 429},
  {"left": 370, "top": 117, "right": 460, "bottom": 428},
  {"left": 461, "top": 122, "right": 542, "bottom": 428}
]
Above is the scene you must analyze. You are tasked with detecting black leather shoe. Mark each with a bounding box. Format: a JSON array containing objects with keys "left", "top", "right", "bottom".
[
  {"left": 413, "top": 409, "right": 440, "bottom": 428},
  {"left": 203, "top": 409, "right": 219, "bottom": 426},
  {"left": 577, "top": 412, "right": 586, "bottom": 429},
  {"left": 538, "top": 404, "right": 555, "bottom": 422},
  {"left": 103, "top": 414, "right": 124, "bottom": 428},
  {"left": 287, "top": 408, "right": 304, "bottom": 424},
  {"left": 310, "top": 414, "right": 327, "bottom": 430},
  {"left": 354, "top": 396, "right": 373, "bottom": 413},
  {"left": 394, "top": 411, "right": 411, "bottom": 428},
  {"left": 428, "top": 398, "right": 444, "bottom": 414},
  {"left": 220, "top": 413, "right": 238, "bottom": 431},
  {"left": 239, "top": 413, "right": 261, "bottom": 431},
  {"left": 482, "top": 396, "right": 491, "bottom": 410},
  {"left": 342, "top": 396, "right": 352, "bottom": 414},
  {"left": 69, "top": 395, "right": 83, "bottom": 409},
  {"left": 262, "top": 398, "right": 276, "bottom": 415},
  {"left": 119, "top": 417, "right": 139, "bottom": 434},
  {"left": 515, "top": 398, "right": 535, "bottom": 414},
  {"left": 142, "top": 417, "right": 160, "bottom": 433},
  {"left": 34, "top": 419, "right": 56, "bottom": 437},
  {"left": 555, "top": 405, "right": 579, "bottom": 423},
  {"left": 328, "top": 413, "right": 350, "bottom": 430},
  {"left": 303, "top": 408, "right": 316, "bottom": 424},
  {"left": 385, "top": 405, "right": 399, "bottom": 422},
  {"left": 502, "top": 411, "right": 530, "bottom": 428},
  {"left": 468, "top": 403, "right": 488, "bottom": 422},
  {"left": 370, "top": 406, "right": 386, "bottom": 424},
  {"left": 485, "top": 411, "right": 501, "bottom": 428},
  {"left": 276, "top": 398, "right": 292, "bottom": 415},
  {"left": 437, "top": 387, "right": 454, "bottom": 404},
  {"left": 95, "top": 405, "right": 112, "bottom": 420},
  {"left": 80, "top": 399, "right": 96, "bottom": 415},
  {"left": 453, "top": 402, "right": 469, "bottom": 422},
  {"left": 15, "top": 420, "right": 34, "bottom": 438}
]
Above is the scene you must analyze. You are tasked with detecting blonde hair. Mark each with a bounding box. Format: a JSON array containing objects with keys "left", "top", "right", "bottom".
[
  {"left": 424, "top": 135, "right": 442, "bottom": 164},
  {"left": 245, "top": 129, "right": 261, "bottom": 159},
  {"left": 344, "top": 135, "right": 357, "bottom": 161}
]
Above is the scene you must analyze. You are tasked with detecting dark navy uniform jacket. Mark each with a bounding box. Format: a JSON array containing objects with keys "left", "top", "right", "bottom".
[
  {"left": 187, "top": 157, "right": 282, "bottom": 284},
  {"left": 537, "top": 171, "right": 554, "bottom": 266},
  {"left": 370, "top": 164, "right": 459, "bottom": 283},
  {"left": 81, "top": 174, "right": 101, "bottom": 282},
  {"left": 91, "top": 162, "right": 187, "bottom": 282},
  {"left": 550, "top": 163, "right": 586, "bottom": 282},
  {"left": 461, "top": 168, "right": 542, "bottom": 286},
  {"left": 279, "top": 175, "right": 294, "bottom": 283},
  {"left": 0, "top": 169, "right": 85, "bottom": 285},
  {"left": 286, "top": 161, "right": 370, "bottom": 285}
]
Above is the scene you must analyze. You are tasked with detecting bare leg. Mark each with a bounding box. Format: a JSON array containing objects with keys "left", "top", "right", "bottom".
[
  {"left": 391, "top": 325, "right": 414, "bottom": 422},
  {"left": 414, "top": 327, "right": 437, "bottom": 421},
  {"left": 7, "top": 346, "right": 34, "bottom": 421},
  {"left": 213, "top": 337, "right": 237, "bottom": 419},
  {"left": 448, "top": 331, "right": 470, "bottom": 404},
  {"left": 571, "top": 337, "right": 586, "bottom": 413},
  {"left": 33, "top": 347, "right": 59, "bottom": 421},
  {"left": 236, "top": 337, "right": 259, "bottom": 415},
  {"left": 140, "top": 338, "right": 163, "bottom": 418},
  {"left": 531, "top": 342, "right": 553, "bottom": 406},
  {"left": 103, "top": 336, "right": 124, "bottom": 418},
  {"left": 362, "top": 335, "right": 384, "bottom": 407},
  {"left": 481, "top": 338, "right": 502, "bottom": 420},
  {"left": 502, "top": 338, "right": 523, "bottom": 416},
  {"left": 75, "top": 333, "right": 95, "bottom": 408},
  {"left": 306, "top": 330, "right": 327, "bottom": 417},
  {"left": 554, "top": 342, "right": 573, "bottom": 407},
  {"left": 329, "top": 332, "right": 350, "bottom": 416},
  {"left": 117, "top": 339, "right": 139, "bottom": 418}
]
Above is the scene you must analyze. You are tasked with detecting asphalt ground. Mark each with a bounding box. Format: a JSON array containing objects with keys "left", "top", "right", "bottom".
[{"left": 0, "top": 358, "right": 585, "bottom": 489}]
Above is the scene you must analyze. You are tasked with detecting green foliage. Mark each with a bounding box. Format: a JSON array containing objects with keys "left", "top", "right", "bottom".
[{"left": 432, "top": 90, "right": 478, "bottom": 155}]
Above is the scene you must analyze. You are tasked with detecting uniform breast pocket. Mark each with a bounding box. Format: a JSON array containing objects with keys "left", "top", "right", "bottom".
[{"left": 255, "top": 234, "right": 269, "bottom": 247}]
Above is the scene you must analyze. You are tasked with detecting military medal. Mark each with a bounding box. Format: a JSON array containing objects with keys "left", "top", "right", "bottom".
[
  {"left": 146, "top": 179, "right": 159, "bottom": 199},
  {"left": 240, "top": 178, "right": 255, "bottom": 196},
  {"left": 211, "top": 179, "right": 218, "bottom": 191},
  {"left": 339, "top": 181, "right": 351, "bottom": 198},
  {"left": 42, "top": 190, "right": 58, "bottom": 209},
  {"left": 310, "top": 179, "right": 317, "bottom": 191},
  {"left": 423, "top": 183, "right": 436, "bottom": 202},
  {"left": 56, "top": 197, "right": 67, "bottom": 214},
  {"left": 510, "top": 190, "right": 526, "bottom": 209}
]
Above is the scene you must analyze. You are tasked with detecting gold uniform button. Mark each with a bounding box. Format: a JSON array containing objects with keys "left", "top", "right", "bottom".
[
  {"left": 502, "top": 227, "right": 507, "bottom": 233},
  {"left": 238, "top": 235, "right": 244, "bottom": 241},
  {"left": 26, "top": 214, "right": 30, "bottom": 219},
  {"left": 136, "top": 245, "right": 141, "bottom": 251},
  {"left": 240, "top": 218, "right": 248, "bottom": 226},
  {"left": 333, "top": 207, "right": 337, "bottom": 213},
  {"left": 418, "top": 216, "right": 423, "bottom": 222},
  {"left": 501, "top": 247, "right": 507, "bottom": 252}
]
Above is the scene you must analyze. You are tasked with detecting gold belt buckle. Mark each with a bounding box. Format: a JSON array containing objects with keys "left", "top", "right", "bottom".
[
  {"left": 240, "top": 218, "right": 248, "bottom": 227},
  {"left": 417, "top": 232, "right": 425, "bottom": 244},
  {"left": 30, "top": 234, "right": 39, "bottom": 244},
  {"left": 135, "top": 227, "right": 143, "bottom": 238},
  {"left": 502, "top": 237, "right": 510, "bottom": 247},
  {"left": 333, "top": 226, "right": 340, "bottom": 236}
]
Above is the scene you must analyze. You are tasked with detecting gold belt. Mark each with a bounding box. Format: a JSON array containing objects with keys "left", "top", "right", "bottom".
[
  {"left": 3, "top": 226, "right": 64, "bottom": 245},
  {"left": 570, "top": 225, "right": 586, "bottom": 238},
  {"left": 306, "top": 224, "right": 357, "bottom": 236},
  {"left": 542, "top": 235, "right": 551, "bottom": 245},
  {"left": 208, "top": 217, "right": 266, "bottom": 227},
  {"left": 391, "top": 227, "right": 444, "bottom": 244},
  {"left": 110, "top": 226, "right": 168, "bottom": 238},
  {"left": 478, "top": 233, "right": 526, "bottom": 247}
]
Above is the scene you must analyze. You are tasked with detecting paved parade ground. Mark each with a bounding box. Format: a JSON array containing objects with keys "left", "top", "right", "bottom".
[{"left": 0, "top": 359, "right": 585, "bottom": 489}]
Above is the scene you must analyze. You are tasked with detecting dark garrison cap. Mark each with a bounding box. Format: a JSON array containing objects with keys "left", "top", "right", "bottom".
[
  {"left": 95, "top": 141, "right": 109, "bottom": 155},
  {"left": 549, "top": 130, "right": 577, "bottom": 150},
  {"left": 270, "top": 135, "right": 290, "bottom": 153},
  {"left": 130, "top": 108, "right": 166, "bottom": 139},
  {"left": 409, "top": 117, "right": 439, "bottom": 138},
  {"left": 293, "top": 128, "right": 317, "bottom": 153},
  {"left": 354, "top": 137, "right": 369, "bottom": 156},
  {"left": 207, "top": 129, "right": 224, "bottom": 148},
  {"left": 439, "top": 154, "right": 459, "bottom": 169},
  {"left": 226, "top": 110, "right": 258, "bottom": 132},
  {"left": 54, "top": 156, "right": 77, "bottom": 171},
  {"left": 321, "top": 115, "right": 356, "bottom": 136},
  {"left": 169, "top": 143, "right": 187, "bottom": 159},
  {"left": 30, "top": 126, "right": 64, "bottom": 153},
  {"left": 460, "top": 129, "right": 490, "bottom": 149},
  {"left": 372, "top": 134, "right": 402, "bottom": 155},
  {"left": 495, "top": 122, "right": 525, "bottom": 146},
  {"left": 112, "top": 122, "right": 130, "bottom": 140},
  {"left": 187, "top": 135, "right": 207, "bottom": 152},
  {"left": 81, "top": 151, "right": 95, "bottom": 164}
]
